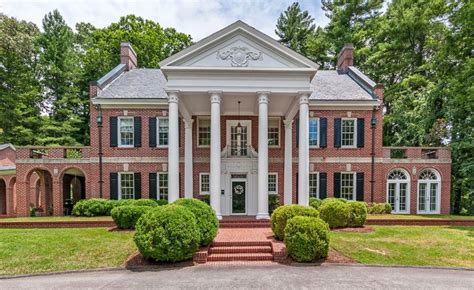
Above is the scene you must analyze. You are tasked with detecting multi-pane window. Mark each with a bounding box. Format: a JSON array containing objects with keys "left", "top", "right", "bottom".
[
  {"left": 119, "top": 173, "right": 134, "bottom": 199},
  {"left": 309, "top": 118, "right": 319, "bottom": 147},
  {"left": 157, "top": 118, "right": 169, "bottom": 146},
  {"left": 341, "top": 173, "right": 355, "bottom": 200},
  {"left": 200, "top": 173, "right": 210, "bottom": 194},
  {"left": 119, "top": 117, "right": 134, "bottom": 146},
  {"left": 309, "top": 173, "right": 319, "bottom": 198},
  {"left": 158, "top": 173, "right": 168, "bottom": 200},
  {"left": 341, "top": 119, "right": 356, "bottom": 147},
  {"left": 418, "top": 169, "right": 440, "bottom": 214},
  {"left": 230, "top": 125, "right": 248, "bottom": 156},
  {"left": 268, "top": 118, "right": 280, "bottom": 147},
  {"left": 198, "top": 118, "right": 211, "bottom": 147},
  {"left": 268, "top": 174, "right": 277, "bottom": 194}
]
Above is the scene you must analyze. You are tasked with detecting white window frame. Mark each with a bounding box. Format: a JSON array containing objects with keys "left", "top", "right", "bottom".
[
  {"left": 118, "top": 117, "right": 134, "bottom": 148},
  {"left": 268, "top": 117, "right": 281, "bottom": 148},
  {"left": 156, "top": 117, "right": 169, "bottom": 148},
  {"left": 340, "top": 172, "right": 356, "bottom": 201},
  {"left": 118, "top": 172, "right": 134, "bottom": 200},
  {"left": 226, "top": 120, "right": 252, "bottom": 150},
  {"left": 386, "top": 169, "right": 411, "bottom": 214},
  {"left": 309, "top": 172, "right": 319, "bottom": 198},
  {"left": 196, "top": 117, "right": 211, "bottom": 148},
  {"left": 199, "top": 173, "right": 210, "bottom": 195},
  {"left": 268, "top": 173, "right": 278, "bottom": 195},
  {"left": 309, "top": 117, "right": 320, "bottom": 148},
  {"left": 157, "top": 172, "right": 168, "bottom": 200},
  {"left": 417, "top": 169, "right": 441, "bottom": 214},
  {"left": 341, "top": 118, "right": 357, "bottom": 148}
]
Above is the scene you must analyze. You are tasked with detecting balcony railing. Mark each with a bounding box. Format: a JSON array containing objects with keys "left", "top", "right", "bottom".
[
  {"left": 16, "top": 146, "right": 91, "bottom": 159},
  {"left": 383, "top": 147, "right": 450, "bottom": 160},
  {"left": 221, "top": 145, "right": 258, "bottom": 158}
]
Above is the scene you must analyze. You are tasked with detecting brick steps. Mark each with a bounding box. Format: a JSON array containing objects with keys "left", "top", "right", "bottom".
[
  {"left": 219, "top": 222, "right": 270, "bottom": 228},
  {"left": 207, "top": 240, "right": 274, "bottom": 262},
  {"left": 207, "top": 253, "right": 274, "bottom": 262},
  {"left": 209, "top": 245, "right": 272, "bottom": 254}
]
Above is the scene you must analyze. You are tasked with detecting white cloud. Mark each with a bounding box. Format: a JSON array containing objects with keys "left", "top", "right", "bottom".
[{"left": 2, "top": 0, "right": 329, "bottom": 40}]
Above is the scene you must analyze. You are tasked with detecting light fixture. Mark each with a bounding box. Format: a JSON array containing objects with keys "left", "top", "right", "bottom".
[{"left": 236, "top": 101, "right": 242, "bottom": 134}]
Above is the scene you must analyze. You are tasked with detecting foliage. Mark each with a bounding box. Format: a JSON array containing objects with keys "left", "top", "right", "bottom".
[
  {"left": 309, "top": 197, "right": 323, "bottom": 210},
  {"left": 284, "top": 216, "right": 330, "bottom": 262},
  {"left": 111, "top": 205, "right": 153, "bottom": 229},
  {"left": 366, "top": 202, "right": 392, "bottom": 214},
  {"left": 268, "top": 194, "right": 280, "bottom": 215},
  {"left": 132, "top": 199, "right": 159, "bottom": 207},
  {"left": 347, "top": 201, "right": 368, "bottom": 227},
  {"left": 72, "top": 199, "right": 113, "bottom": 217},
  {"left": 198, "top": 195, "right": 210, "bottom": 205},
  {"left": 173, "top": 198, "right": 218, "bottom": 246},
  {"left": 134, "top": 205, "right": 200, "bottom": 262},
  {"left": 152, "top": 199, "right": 169, "bottom": 206},
  {"left": 271, "top": 205, "right": 319, "bottom": 240},
  {"left": 319, "top": 199, "right": 350, "bottom": 228}
]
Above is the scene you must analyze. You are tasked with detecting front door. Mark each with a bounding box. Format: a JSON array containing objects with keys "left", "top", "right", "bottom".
[
  {"left": 388, "top": 182, "right": 409, "bottom": 213},
  {"left": 231, "top": 180, "right": 246, "bottom": 214}
]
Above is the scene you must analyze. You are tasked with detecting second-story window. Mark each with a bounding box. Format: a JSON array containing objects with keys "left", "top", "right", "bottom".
[
  {"left": 341, "top": 118, "right": 356, "bottom": 147},
  {"left": 157, "top": 118, "right": 169, "bottom": 147},
  {"left": 119, "top": 117, "right": 134, "bottom": 147},
  {"left": 268, "top": 173, "right": 278, "bottom": 194},
  {"left": 198, "top": 118, "right": 211, "bottom": 147},
  {"left": 309, "top": 118, "right": 319, "bottom": 147},
  {"left": 268, "top": 118, "right": 280, "bottom": 147}
]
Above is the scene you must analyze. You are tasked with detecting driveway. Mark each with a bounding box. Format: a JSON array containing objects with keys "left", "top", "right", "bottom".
[{"left": 1, "top": 264, "right": 473, "bottom": 289}]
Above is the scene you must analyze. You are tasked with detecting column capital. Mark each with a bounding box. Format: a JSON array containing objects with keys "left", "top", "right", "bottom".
[
  {"left": 209, "top": 90, "right": 222, "bottom": 104},
  {"left": 183, "top": 118, "right": 194, "bottom": 128},
  {"left": 283, "top": 119, "right": 294, "bottom": 128},
  {"left": 258, "top": 94, "right": 269, "bottom": 104},
  {"left": 299, "top": 94, "right": 309, "bottom": 105},
  {"left": 167, "top": 90, "right": 180, "bottom": 103}
]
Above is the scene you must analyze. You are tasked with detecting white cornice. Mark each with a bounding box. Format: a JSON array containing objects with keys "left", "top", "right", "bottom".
[{"left": 91, "top": 98, "right": 168, "bottom": 108}]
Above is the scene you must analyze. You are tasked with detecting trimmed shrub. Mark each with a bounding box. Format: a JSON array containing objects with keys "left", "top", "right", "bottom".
[
  {"left": 153, "top": 199, "right": 168, "bottom": 206},
  {"left": 269, "top": 194, "right": 280, "bottom": 215},
  {"left": 366, "top": 202, "right": 392, "bottom": 214},
  {"left": 384, "top": 203, "right": 392, "bottom": 214},
  {"left": 319, "top": 199, "right": 350, "bottom": 228},
  {"left": 133, "top": 199, "right": 159, "bottom": 207},
  {"left": 284, "top": 216, "right": 330, "bottom": 262},
  {"left": 173, "top": 198, "right": 218, "bottom": 246},
  {"left": 309, "top": 198, "right": 323, "bottom": 210},
  {"left": 134, "top": 205, "right": 200, "bottom": 262},
  {"left": 271, "top": 205, "right": 319, "bottom": 240},
  {"left": 347, "top": 202, "right": 367, "bottom": 227},
  {"left": 72, "top": 199, "right": 112, "bottom": 217},
  {"left": 111, "top": 206, "right": 153, "bottom": 229},
  {"left": 199, "top": 195, "right": 210, "bottom": 206}
]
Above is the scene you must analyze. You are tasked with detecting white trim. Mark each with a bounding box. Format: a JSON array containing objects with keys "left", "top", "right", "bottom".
[
  {"left": 340, "top": 172, "right": 356, "bottom": 201},
  {"left": 386, "top": 168, "right": 411, "bottom": 214},
  {"left": 309, "top": 117, "right": 320, "bottom": 148},
  {"left": 416, "top": 169, "right": 441, "bottom": 214},
  {"left": 199, "top": 172, "right": 210, "bottom": 195},
  {"left": 196, "top": 116, "right": 211, "bottom": 148},
  {"left": 268, "top": 172, "right": 278, "bottom": 195},
  {"left": 226, "top": 120, "right": 252, "bottom": 149},
  {"left": 230, "top": 177, "right": 247, "bottom": 215},
  {"left": 157, "top": 172, "right": 169, "bottom": 200},
  {"left": 341, "top": 118, "right": 357, "bottom": 149},
  {"left": 156, "top": 117, "right": 169, "bottom": 148},
  {"left": 309, "top": 172, "right": 319, "bottom": 198},
  {"left": 309, "top": 100, "right": 381, "bottom": 108},
  {"left": 118, "top": 172, "right": 134, "bottom": 200},
  {"left": 118, "top": 116, "right": 134, "bottom": 148},
  {"left": 268, "top": 117, "right": 281, "bottom": 148}
]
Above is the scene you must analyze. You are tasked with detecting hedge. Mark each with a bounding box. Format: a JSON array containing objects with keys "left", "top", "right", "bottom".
[
  {"left": 111, "top": 205, "right": 153, "bottom": 229},
  {"left": 72, "top": 198, "right": 166, "bottom": 216},
  {"left": 284, "top": 216, "right": 330, "bottom": 262},
  {"left": 309, "top": 198, "right": 323, "bottom": 210},
  {"left": 271, "top": 205, "right": 319, "bottom": 240},
  {"left": 347, "top": 201, "right": 368, "bottom": 227},
  {"left": 134, "top": 205, "right": 200, "bottom": 262},
  {"left": 319, "top": 198, "right": 350, "bottom": 228},
  {"left": 366, "top": 202, "right": 392, "bottom": 214}
]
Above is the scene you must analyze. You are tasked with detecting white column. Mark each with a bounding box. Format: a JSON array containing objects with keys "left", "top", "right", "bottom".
[
  {"left": 257, "top": 92, "right": 270, "bottom": 219},
  {"left": 283, "top": 119, "right": 293, "bottom": 205},
  {"left": 167, "top": 91, "right": 180, "bottom": 203},
  {"left": 209, "top": 91, "right": 222, "bottom": 219},
  {"left": 184, "top": 118, "right": 193, "bottom": 199},
  {"left": 298, "top": 94, "right": 310, "bottom": 206}
]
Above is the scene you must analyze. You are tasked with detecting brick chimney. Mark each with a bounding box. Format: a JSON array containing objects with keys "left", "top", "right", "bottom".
[
  {"left": 120, "top": 42, "right": 137, "bottom": 71},
  {"left": 337, "top": 43, "right": 354, "bottom": 72},
  {"left": 374, "top": 84, "right": 384, "bottom": 101}
]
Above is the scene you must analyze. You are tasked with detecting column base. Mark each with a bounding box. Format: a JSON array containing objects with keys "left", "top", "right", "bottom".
[
  {"left": 256, "top": 213, "right": 270, "bottom": 220},
  {"left": 216, "top": 214, "right": 222, "bottom": 221}
]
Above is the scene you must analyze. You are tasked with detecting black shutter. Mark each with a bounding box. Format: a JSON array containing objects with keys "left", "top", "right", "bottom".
[
  {"left": 149, "top": 117, "right": 157, "bottom": 147},
  {"left": 319, "top": 172, "right": 327, "bottom": 199},
  {"left": 110, "top": 172, "right": 118, "bottom": 200},
  {"left": 334, "top": 172, "right": 341, "bottom": 198},
  {"left": 357, "top": 118, "right": 365, "bottom": 148},
  {"left": 296, "top": 118, "right": 299, "bottom": 147},
  {"left": 134, "top": 117, "right": 142, "bottom": 147},
  {"left": 134, "top": 172, "right": 141, "bottom": 199},
  {"left": 295, "top": 172, "right": 298, "bottom": 204},
  {"left": 178, "top": 118, "right": 182, "bottom": 148},
  {"left": 356, "top": 172, "right": 364, "bottom": 201},
  {"left": 149, "top": 173, "right": 157, "bottom": 199},
  {"left": 320, "top": 118, "right": 327, "bottom": 148},
  {"left": 110, "top": 117, "right": 118, "bottom": 147},
  {"left": 334, "top": 118, "right": 341, "bottom": 148}
]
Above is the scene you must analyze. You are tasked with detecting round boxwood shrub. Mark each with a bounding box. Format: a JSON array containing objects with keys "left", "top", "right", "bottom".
[
  {"left": 134, "top": 205, "right": 200, "bottom": 262},
  {"left": 384, "top": 203, "right": 392, "bottom": 214},
  {"left": 72, "top": 198, "right": 112, "bottom": 217},
  {"left": 319, "top": 199, "right": 350, "bottom": 228},
  {"left": 309, "top": 198, "right": 322, "bottom": 210},
  {"left": 133, "top": 199, "right": 158, "bottom": 207},
  {"left": 284, "top": 216, "right": 330, "bottom": 262},
  {"left": 173, "top": 198, "right": 218, "bottom": 246},
  {"left": 153, "top": 199, "right": 168, "bottom": 206},
  {"left": 347, "top": 201, "right": 367, "bottom": 227},
  {"left": 271, "top": 205, "right": 319, "bottom": 240},
  {"left": 111, "top": 205, "right": 153, "bottom": 229}
]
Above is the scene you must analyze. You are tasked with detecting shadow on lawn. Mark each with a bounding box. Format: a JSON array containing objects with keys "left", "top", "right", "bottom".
[{"left": 448, "top": 226, "right": 474, "bottom": 237}]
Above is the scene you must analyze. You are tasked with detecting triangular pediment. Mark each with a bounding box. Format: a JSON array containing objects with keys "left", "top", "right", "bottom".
[{"left": 160, "top": 21, "right": 318, "bottom": 70}]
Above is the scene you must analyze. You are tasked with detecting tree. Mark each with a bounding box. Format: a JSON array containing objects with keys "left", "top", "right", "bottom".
[{"left": 275, "top": 2, "right": 316, "bottom": 55}]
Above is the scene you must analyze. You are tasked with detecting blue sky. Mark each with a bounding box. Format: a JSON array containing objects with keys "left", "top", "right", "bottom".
[{"left": 2, "top": 0, "right": 329, "bottom": 40}]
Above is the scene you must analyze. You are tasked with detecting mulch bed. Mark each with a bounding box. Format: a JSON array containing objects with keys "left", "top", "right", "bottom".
[
  {"left": 332, "top": 226, "right": 374, "bottom": 233},
  {"left": 124, "top": 251, "right": 195, "bottom": 269}
]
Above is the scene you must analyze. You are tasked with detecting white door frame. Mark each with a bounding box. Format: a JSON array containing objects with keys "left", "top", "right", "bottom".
[
  {"left": 386, "top": 180, "right": 410, "bottom": 214},
  {"left": 417, "top": 181, "right": 441, "bottom": 214},
  {"left": 230, "top": 177, "right": 247, "bottom": 215}
]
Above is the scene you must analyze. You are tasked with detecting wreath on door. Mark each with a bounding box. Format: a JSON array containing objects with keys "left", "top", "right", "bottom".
[{"left": 234, "top": 185, "right": 244, "bottom": 195}]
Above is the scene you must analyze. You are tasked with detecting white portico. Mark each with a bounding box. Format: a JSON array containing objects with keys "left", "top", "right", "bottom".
[{"left": 159, "top": 21, "right": 318, "bottom": 219}]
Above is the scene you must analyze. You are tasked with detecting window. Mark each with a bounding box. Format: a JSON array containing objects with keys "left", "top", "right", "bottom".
[
  {"left": 268, "top": 118, "right": 280, "bottom": 147},
  {"left": 268, "top": 173, "right": 278, "bottom": 194},
  {"left": 309, "top": 173, "right": 319, "bottom": 198},
  {"left": 417, "top": 169, "right": 440, "bottom": 214},
  {"left": 387, "top": 169, "right": 410, "bottom": 213},
  {"left": 309, "top": 118, "right": 319, "bottom": 147},
  {"left": 200, "top": 173, "right": 210, "bottom": 195},
  {"left": 341, "top": 118, "right": 356, "bottom": 147},
  {"left": 158, "top": 173, "right": 168, "bottom": 200},
  {"left": 118, "top": 117, "right": 134, "bottom": 147},
  {"left": 157, "top": 118, "right": 169, "bottom": 147},
  {"left": 119, "top": 173, "right": 134, "bottom": 199},
  {"left": 230, "top": 125, "right": 248, "bottom": 156},
  {"left": 198, "top": 118, "right": 211, "bottom": 147},
  {"left": 341, "top": 172, "right": 355, "bottom": 200}
]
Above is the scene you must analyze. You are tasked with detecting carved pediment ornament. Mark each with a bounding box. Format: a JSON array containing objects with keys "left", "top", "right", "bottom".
[{"left": 217, "top": 47, "right": 263, "bottom": 67}]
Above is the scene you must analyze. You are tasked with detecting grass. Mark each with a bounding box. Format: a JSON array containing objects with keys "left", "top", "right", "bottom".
[
  {"left": 367, "top": 214, "right": 474, "bottom": 220},
  {"left": 0, "top": 228, "right": 136, "bottom": 276},
  {"left": 331, "top": 226, "right": 474, "bottom": 268},
  {"left": 0, "top": 216, "right": 113, "bottom": 222}
]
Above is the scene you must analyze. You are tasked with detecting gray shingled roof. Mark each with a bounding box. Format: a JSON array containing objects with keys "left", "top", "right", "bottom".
[
  {"left": 97, "top": 69, "right": 168, "bottom": 99},
  {"left": 310, "top": 70, "right": 375, "bottom": 101}
]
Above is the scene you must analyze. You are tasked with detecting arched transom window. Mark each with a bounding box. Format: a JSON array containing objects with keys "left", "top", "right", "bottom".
[
  {"left": 387, "top": 169, "right": 410, "bottom": 213},
  {"left": 417, "top": 169, "right": 441, "bottom": 214}
]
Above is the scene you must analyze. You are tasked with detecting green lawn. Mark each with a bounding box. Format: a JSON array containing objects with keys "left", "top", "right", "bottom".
[
  {"left": 0, "top": 216, "right": 113, "bottom": 222},
  {"left": 331, "top": 226, "right": 474, "bottom": 268},
  {"left": 0, "top": 228, "right": 135, "bottom": 276},
  {"left": 367, "top": 214, "right": 474, "bottom": 220}
]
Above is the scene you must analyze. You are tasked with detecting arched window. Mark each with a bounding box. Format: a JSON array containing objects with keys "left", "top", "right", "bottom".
[
  {"left": 387, "top": 169, "right": 410, "bottom": 213},
  {"left": 417, "top": 169, "right": 441, "bottom": 214}
]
